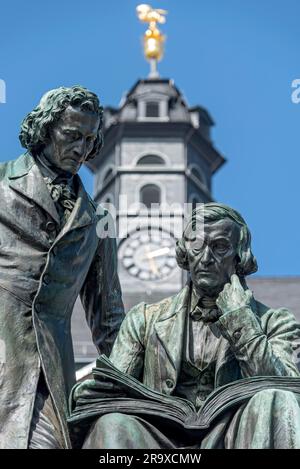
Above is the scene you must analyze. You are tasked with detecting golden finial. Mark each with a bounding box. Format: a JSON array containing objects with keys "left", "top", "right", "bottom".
[{"left": 136, "top": 4, "right": 168, "bottom": 78}]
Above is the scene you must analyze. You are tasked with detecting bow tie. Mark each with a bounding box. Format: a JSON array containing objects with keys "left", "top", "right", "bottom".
[
  {"left": 190, "top": 303, "right": 220, "bottom": 323},
  {"left": 47, "top": 181, "right": 76, "bottom": 204},
  {"left": 45, "top": 177, "right": 77, "bottom": 225}
]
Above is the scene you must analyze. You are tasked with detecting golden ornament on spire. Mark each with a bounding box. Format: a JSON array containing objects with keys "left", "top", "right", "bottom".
[{"left": 136, "top": 4, "right": 168, "bottom": 78}]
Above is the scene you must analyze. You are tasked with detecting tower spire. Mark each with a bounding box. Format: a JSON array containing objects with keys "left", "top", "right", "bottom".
[{"left": 136, "top": 4, "right": 168, "bottom": 79}]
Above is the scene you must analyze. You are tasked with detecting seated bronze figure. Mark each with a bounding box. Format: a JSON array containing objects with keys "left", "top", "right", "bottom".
[{"left": 75, "top": 203, "right": 300, "bottom": 449}]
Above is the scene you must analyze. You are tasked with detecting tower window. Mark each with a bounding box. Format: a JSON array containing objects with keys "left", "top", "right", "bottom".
[
  {"left": 137, "top": 154, "right": 165, "bottom": 165},
  {"left": 146, "top": 102, "right": 159, "bottom": 118},
  {"left": 140, "top": 184, "right": 161, "bottom": 208}
]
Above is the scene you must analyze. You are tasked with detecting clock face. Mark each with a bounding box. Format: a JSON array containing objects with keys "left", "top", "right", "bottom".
[{"left": 120, "top": 228, "right": 177, "bottom": 281}]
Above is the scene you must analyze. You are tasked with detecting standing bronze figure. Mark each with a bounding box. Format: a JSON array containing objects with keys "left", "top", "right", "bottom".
[{"left": 0, "top": 86, "right": 124, "bottom": 448}]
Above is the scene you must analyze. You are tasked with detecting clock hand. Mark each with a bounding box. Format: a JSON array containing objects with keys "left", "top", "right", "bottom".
[
  {"left": 140, "top": 247, "right": 170, "bottom": 261},
  {"left": 144, "top": 245, "right": 159, "bottom": 276}
]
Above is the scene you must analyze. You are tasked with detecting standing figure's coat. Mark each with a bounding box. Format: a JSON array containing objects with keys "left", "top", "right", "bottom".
[{"left": 0, "top": 152, "right": 124, "bottom": 448}]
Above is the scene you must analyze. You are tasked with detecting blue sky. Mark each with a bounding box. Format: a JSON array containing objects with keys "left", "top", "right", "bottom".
[{"left": 0, "top": 0, "right": 299, "bottom": 276}]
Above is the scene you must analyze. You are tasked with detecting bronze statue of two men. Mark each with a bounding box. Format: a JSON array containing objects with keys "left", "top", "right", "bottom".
[{"left": 0, "top": 86, "right": 300, "bottom": 449}]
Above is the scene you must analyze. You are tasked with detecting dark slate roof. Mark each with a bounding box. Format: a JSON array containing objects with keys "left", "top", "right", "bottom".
[
  {"left": 86, "top": 78, "right": 226, "bottom": 175},
  {"left": 71, "top": 277, "right": 300, "bottom": 363}
]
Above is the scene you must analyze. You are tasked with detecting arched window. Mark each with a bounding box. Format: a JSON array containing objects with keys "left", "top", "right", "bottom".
[
  {"left": 103, "top": 168, "right": 114, "bottom": 185},
  {"left": 137, "top": 154, "right": 165, "bottom": 166},
  {"left": 140, "top": 184, "right": 161, "bottom": 208}
]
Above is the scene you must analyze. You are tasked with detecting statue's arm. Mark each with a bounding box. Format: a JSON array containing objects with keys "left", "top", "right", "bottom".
[
  {"left": 215, "top": 275, "right": 300, "bottom": 377},
  {"left": 217, "top": 304, "right": 300, "bottom": 377},
  {"left": 80, "top": 235, "right": 125, "bottom": 357},
  {"left": 109, "top": 302, "right": 146, "bottom": 380}
]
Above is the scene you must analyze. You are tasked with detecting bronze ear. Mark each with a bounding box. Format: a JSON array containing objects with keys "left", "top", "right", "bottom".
[{"left": 235, "top": 255, "right": 244, "bottom": 276}]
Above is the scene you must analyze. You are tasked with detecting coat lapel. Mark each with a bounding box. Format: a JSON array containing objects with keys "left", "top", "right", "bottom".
[
  {"left": 154, "top": 284, "right": 191, "bottom": 375},
  {"left": 8, "top": 153, "right": 97, "bottom": 234},
  {"left": 214, "top": 335, "right": 234, "bottom": 377},
  {"left": 55, "top": 175, "right": 97, "bottom": 240},
  {"left": 8, "top": 153, "right": 60, "bottom": 224},
  {"left": 153, "top": 281, "right": 249, "bottom": 388}
]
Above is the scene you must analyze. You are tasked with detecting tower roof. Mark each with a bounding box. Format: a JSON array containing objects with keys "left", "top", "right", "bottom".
[
  {"left": 103, "top": 78, "right": 215, "bottom": 128},
  {"left": 87, "top": 78, "right": 226, "bottom": 174}
]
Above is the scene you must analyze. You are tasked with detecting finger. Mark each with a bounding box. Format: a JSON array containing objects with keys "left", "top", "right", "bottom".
[
  {"left": 231, "top": 273, "right": 242, "bottom": 289},
  {"left": 245, "top": 289, "right": 253, "bottom": 301},
  {"left": 216, "top": 295, "right": 224, "bottom": 305}
]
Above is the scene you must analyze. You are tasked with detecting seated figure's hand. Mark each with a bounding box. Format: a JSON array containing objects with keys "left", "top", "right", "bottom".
[
  {"left": 73, "top": 378, "right": 126, "bottom": 402},
  {"left": 216, "top": 274, "right": 253, "bottom": 316}
]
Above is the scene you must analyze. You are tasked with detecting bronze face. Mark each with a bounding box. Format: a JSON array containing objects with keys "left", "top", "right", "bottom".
[
  {"left": 43, "top": 105, "right": 100, "bottom": 175},
  {"left": 186, "top": 218, "right": 240, "bottom": 297}
]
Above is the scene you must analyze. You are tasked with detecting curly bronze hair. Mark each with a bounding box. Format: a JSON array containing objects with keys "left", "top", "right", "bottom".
[
  {"left": 175, "top": 203, "right": 258, "bottom": 278},
  {"left": 19, "top": 85, "right": 103, "bottom": 160}
]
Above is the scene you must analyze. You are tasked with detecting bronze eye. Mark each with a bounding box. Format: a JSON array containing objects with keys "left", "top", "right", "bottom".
[
  {"left": 86, "top": 136, "right": 96, "bottom": 144},
  {"left": 64, "top": 130, "right": 78, "bottom": 140},
  {"left": 186, "top": 238, "right": 205, "bottom": 252},
  {"left": 212, "top": 241, "right": 229, "bottom": 254}
]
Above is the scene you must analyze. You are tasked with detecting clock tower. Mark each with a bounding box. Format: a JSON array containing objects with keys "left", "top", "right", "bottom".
[
  {"left": 72, "top": 6, "right": 227, "bottom": 365},
  {"left": 86, "top": 78, "right": 226, "bottom": 311}
]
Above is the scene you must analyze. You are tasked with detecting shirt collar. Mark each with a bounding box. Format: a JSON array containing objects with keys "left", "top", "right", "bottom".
[
  {"left": 189, "top": 284, "right": 220, "bottom": 323},
  {"left": 190, "top": 287, "right": 201, "bottom": 313}
]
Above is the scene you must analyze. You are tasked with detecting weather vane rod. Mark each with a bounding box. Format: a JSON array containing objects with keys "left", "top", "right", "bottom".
[{"left": 136, "top": 4, "right": 168, "bottom": 79}]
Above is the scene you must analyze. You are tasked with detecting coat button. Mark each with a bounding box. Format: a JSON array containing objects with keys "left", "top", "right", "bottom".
[
  {"left": 35, "top": 302, "right": 41, "bottom": 313},
  {"left": 43, "top": 274, "right": 50, "bottom": 285},
  {"left": 165, "top": 379, "right": 174, "bottom": 389},
  {"left": 46, "top": 221, "right": 56, "bottom": 232},
  {"left": 52, "top": 246, "right": 58, "bottom": 256},
  {"left": 234, "top": 331, "right": 242, "bottom": 340},
  {"left": 197, "top": 392, "right": 207, "bottom": 402}
]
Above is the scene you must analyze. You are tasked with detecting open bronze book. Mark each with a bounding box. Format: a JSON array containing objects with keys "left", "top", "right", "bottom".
[{"left": 68, "top": 355, "right": 300, "bottom": 446}]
